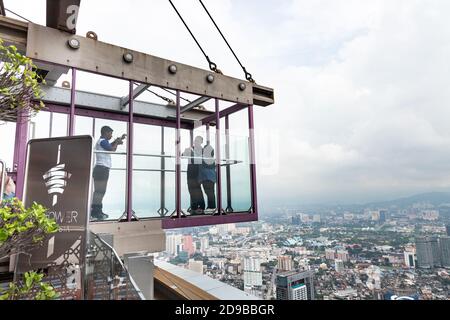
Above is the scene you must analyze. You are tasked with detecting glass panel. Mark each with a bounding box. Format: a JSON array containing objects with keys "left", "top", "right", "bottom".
[
  {"left": 225, "top": 109, "right": 252, "bottom": 213},
  {"left": 164, "top": 127, "right": 176, "bottom": 215},
  {"left": 29, "top": 111, "right": 50, "bottom": 139},
  {"left": 74, "top": 115, "right": 94, "bottom": 136},
  {"left": 29, "top": 111, "right": 68, "bottom": 140},
  {"left": 51, "top": 113, "right": 69, "bottom": 137},
  {"left": 0, "top": 121, "right": 16, "bottom": 170},
  {"left": 132, "top": 123, "right": 162, "bottom": 218},
  {"left": 179, "top": 129, "right": 191, "bottom": 215},
  {"left": 91, "top": 119, "right": 128, "bottom": 221}
]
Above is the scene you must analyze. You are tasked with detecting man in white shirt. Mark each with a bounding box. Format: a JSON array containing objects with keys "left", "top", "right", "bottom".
[{"left": 91, "top": 126, "right": 126, "bottom": 220}]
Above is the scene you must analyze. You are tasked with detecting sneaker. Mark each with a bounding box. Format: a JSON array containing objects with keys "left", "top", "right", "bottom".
[
  {"left": 91, "top": 212, "right": 109, "bottom": 221},
  {"left": 99, "top": 212, "right": 109, "bottom": 220},
  {"left": 204, "top": 208, "right": 216, "bottom": 215},
  {"left": 192, "top": 209, "right": 205, "bottom": 215}
]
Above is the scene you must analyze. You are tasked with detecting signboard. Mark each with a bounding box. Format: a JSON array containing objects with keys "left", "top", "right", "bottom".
[{"left": 18, "top": 135, "right": 93, "bottom": 277}]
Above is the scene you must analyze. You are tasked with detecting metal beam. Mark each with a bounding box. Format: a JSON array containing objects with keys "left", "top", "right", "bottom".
[
  {"left": 180, "top": 96, "right": 210, "bottom": 113},
  {"left": 201, "top": 103, "right": 248, "bottom": 125},
  {"left": 0, "top": 16, "right": 27, "bottom": 52},
  {"left": 26, "top": 23, "right": 271, "bottom": 106},
  {"left": 120, "top": 84, "right": 150, "bottom": 108},
  {"left": 40, "top": 85, "right": 213, "bottom": 123},
  {"left": 0, "top": 17, "right": 274, "bottom": 106},
  {"left": 46, "top": 0, "right": 80, "bottom": 33}
]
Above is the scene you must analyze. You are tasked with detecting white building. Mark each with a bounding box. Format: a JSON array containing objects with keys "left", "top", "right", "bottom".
[
  {"left": 336, "top": 250, "right": 349, "bottom": 262},
  {"left": 166, "top": 234, "right": 183, "bottom": 256},
  {"left": 200, "top": 237, "right": 209, "bottom": 254},
  {"left": 291, "top": 284, "right": 308, "bottom": 300},
  {"left": 421, "top": 210, "right": 439, "bottom": 221},
  {"left": 188, "top": 259, "right": 204, "bottom": 274},
  {"left": 277, "top": 255, "right": 293, "bottom": 271},
  {"left": 403, "top": 247, "right": 416, "bottom": 268},
  {"left": 335, "top": 259, "right": 344, "bottom": 273},
  {"left": 243, "top": 257, "right": 262, "bottom": 287}
]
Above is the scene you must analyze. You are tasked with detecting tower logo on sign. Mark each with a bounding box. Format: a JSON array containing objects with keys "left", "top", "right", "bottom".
[{"left": 43, "top": 144, "right": 72, "bottom": 206}]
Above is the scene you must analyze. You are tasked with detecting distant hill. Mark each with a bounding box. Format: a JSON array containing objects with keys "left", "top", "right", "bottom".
[{"left": 364, "top": 192, "right": 450, "bottom": 209}]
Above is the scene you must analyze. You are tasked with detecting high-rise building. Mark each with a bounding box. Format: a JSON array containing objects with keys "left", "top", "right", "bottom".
[
  {"left": 430, "top": 236, "right": 441, "bottom": 267},
  {"left": 313, "top": 215, "right": 321, "bottom": 223},
  {"left": 200, "top": 237, "right": 209, "bottom": 254},
  {"left": 371, "top": 211, "right": 380, "bottom": 221},
  {"left": 276, "top": 270, "right": 315, "bottom": 300},
  {"left": 277, "top": 255, "right": 293, "bottom": 271},
  {"left": 325, "top": 248, "right": 336, "bottom": 260},
  {"left": 243, "top": 257, "right": 262, "bottom": 287},
  {"left": 403, "top": 247, "right": 416, "bottom": 268},
  {"left": 291, "top": 283, "right": 308, "bottom": 300},
  {"left": 183, "top": 235, "right": 195, "bottom": 256},
  {"left": 379, "top": 210, "right": 387, "bottom": 224},
  {"left": 336, "top": 250, "right": 349, "bottom": 262},
  {"left": 440, "top": 236, "right": 450, "bottom": 268},
  {"left": 292, "top": 214, "right": 301, "bottom": 225},
  {"left": 166, "top": 234, "right": 183, "bottom": 256},
  {"left": 421, "top": 210, "right": 439, "bottom": 221},
  {"left": 416, "top": 236, "right": 441, "bottom": 268},
  {"left": 446, "top": 225, "right": 450, "bottom": 236},
  {"left": 335, "top": 259, "right": 344, "bottom": 273}
]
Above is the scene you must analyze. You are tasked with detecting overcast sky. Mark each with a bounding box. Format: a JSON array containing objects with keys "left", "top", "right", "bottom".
[{"left": 5, "top": 0, "right": 450, "bottom": 208}]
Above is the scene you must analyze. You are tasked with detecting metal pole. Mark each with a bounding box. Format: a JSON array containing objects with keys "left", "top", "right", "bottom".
[
  {"left": 49, "top": 112, "right": 53, "bottom": 137},
  {"left": 160, "top": 126, "right": 166, "bottom": 216},
  {"left": 248, "top": 104, "right": 258, "bottom": 215},
  {"left": 126, "top": 81, "right": 134, "bottom": 221},
  {"left": 13, "top": 109, "right": 28, "bottom": 200},
  {"left": 225, "top": 115, "right": 232, "bottom": 213},
  {"left": 215, "top": 99, "right": 222, "bottom": 215},
  {"left": 176, "top": 90, "right": 181, "bottom": 218},
  {"left": 206, "top": 124, "right": 210, "bottom": 144},
  {"left": 69, "top": 67, "right": 76, "bottom": 136}
]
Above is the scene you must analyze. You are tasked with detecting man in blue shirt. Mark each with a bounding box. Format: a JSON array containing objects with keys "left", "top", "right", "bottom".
[{"left": 91, "top": 126, "right": 126, "bottom": 220}]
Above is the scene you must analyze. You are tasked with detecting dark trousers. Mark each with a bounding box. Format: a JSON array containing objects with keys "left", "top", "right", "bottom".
[
  {"left": 202, "top": 181, "right": 216, "bottom": 209},
  {"left": 188, "top": 178, "right": 205, "bottom": 210},
  {"left": 92, "top": 165, "right": 110, "bottom": 213}
]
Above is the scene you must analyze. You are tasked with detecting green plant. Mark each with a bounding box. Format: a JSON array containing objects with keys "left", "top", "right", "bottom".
[
  {"left": 0, "top": 39, "right": 45, "bottom": 121},
  {"left": 0, "top": 198, "right": 59, "bottom": 260},
  {"left": 0, "top": 271, "right": 58, "bottom": 300},
  {"left": 0, "top": 199, "right": 59, "bottom": 300}
]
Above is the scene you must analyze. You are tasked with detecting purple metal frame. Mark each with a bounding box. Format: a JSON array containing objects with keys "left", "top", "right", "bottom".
[
  {"left": 68, "top": 67, "right": 76, "bottom": 136},
  {"left": 126, "top": 81, "right": 134, "bottom": 221},
  {"left": 13, "top": 110, "right": 28, "bottom": 199},
  {"left": 13, "top": 60, "right": 260, "bottom": 229},
  {"left": 202, "top": 103, "right": 248, "bottom": 125},
  {"left": 248, "top": 104, "right": 258, "bottom": 216},
  {"left": 215, "top": 99, "right": 223, "bottom": 215},
  {"left": 175, "top": 90, "right": 181, "bottom": 218}
]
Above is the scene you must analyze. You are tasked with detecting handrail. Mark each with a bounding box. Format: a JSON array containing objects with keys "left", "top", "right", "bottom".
[
  {"left": 93, "top": 151, "right": 244, "bottom": 165},
  {"left": 86, "top": 231, "right": 145, "bottom": 300}
]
